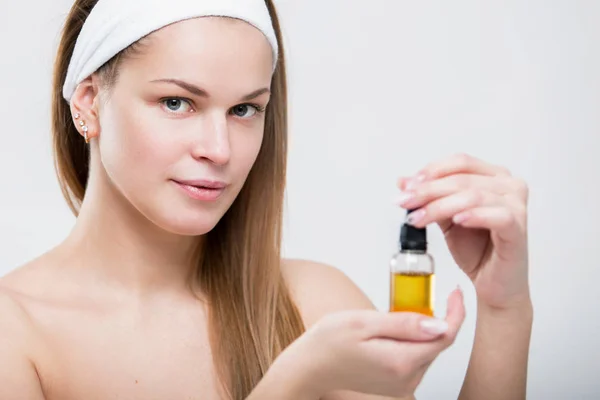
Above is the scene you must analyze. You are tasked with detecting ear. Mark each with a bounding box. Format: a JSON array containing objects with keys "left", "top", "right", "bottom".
[{"left": 68, "top": 74, "right": 102, "bottom": 143}]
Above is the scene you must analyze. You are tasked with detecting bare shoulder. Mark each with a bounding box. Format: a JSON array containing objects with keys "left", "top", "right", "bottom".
[
  {"left": 281, "top": 258, "right": 375, "bottom": 328},
  {"left": 0, "top": 281, "right": 46, "bottom": 398},
  {"left": 0, "top": 258, "right": 54, "bottom": 398},
  {"left": 0, "top": 283, "right": 32, "bottom": 334},
  {"left": 0, "top": 262, "right": 43, "bottom": 332}
]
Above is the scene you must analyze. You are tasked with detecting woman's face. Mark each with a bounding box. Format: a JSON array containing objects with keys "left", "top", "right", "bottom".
[{"left": 95, "top": 17, "right": 274, "bottom": 235}]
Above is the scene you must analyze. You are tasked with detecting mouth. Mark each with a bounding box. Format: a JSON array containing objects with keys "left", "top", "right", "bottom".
[{"left": 171, "top": 179, "right": 228, "bottom": 202}]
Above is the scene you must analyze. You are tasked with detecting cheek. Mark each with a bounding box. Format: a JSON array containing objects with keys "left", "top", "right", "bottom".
[
  {"left": 231, "top": 129, "right": 264, "bottom": 182},
  {"left": 99, "top": 105, "right": 179, "bottom": 193}
]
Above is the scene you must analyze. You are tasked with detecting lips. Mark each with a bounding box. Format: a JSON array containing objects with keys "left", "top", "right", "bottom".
[
  {"left": 171, "top": 179, "right": 228, "bottom": 201},
  {"left": 176, "top": 179, "right": 227, "bottom": 189}
]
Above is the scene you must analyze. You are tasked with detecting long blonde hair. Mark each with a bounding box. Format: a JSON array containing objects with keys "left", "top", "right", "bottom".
[{"left": 51, "top": 1, "right": 306, "bottom": 398}]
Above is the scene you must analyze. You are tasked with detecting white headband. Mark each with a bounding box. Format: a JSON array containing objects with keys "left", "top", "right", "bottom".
[{"left": 62, "top": 0, "right": 278, "bottom": 102}]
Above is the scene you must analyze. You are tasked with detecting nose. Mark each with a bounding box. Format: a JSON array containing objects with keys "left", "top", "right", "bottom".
[{"left": 191, "top": 112, "right": 231, "bottom": 166}]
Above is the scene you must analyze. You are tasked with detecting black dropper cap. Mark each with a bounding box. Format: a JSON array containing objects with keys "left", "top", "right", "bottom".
[{"left": 400, "top": 209, "right": 427, "bottom": 252}]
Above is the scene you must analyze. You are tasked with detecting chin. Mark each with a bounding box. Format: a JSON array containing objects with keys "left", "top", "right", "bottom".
[
  {"left": 160, "top": 212, "right": 224, "bottom": 236},
  {"left": 132, "top": 188, "right": 236, "bottom": 236},
  {"left": 135, "top": 200, "right": 225, "bottom": 236}
]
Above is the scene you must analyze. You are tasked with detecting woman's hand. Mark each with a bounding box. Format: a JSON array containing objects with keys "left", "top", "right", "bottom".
[
  {"left": 395, "top": 153, "right": 530, "bottom": 310},
  {"left": 257, "top": 289, "right": 465, "bottom": 399}
]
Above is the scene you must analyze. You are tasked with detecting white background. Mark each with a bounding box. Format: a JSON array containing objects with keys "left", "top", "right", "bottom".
[{"left": 1, "top": 1, "right": 599, "bottom": 399}]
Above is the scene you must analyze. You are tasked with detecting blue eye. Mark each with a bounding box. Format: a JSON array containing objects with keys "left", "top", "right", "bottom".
[
  {"left": 231, "top": 104, "right": 265, "bottom": 119},
  {"left": 161, "top": 98, "right": 193, "bottom": 113}
]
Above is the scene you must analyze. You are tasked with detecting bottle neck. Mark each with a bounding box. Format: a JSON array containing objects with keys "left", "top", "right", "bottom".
[{"left": 399, "top": 247, "right": 427, "bottom": 254}]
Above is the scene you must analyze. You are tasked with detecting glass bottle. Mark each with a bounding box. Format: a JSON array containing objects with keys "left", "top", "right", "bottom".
[{"left": 389, "top": 209, "right": 435, "bottom": 316}]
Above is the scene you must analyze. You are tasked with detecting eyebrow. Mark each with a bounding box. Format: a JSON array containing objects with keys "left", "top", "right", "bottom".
[{"left": 150, "top": 78, "right": 270, "bottom": 101}]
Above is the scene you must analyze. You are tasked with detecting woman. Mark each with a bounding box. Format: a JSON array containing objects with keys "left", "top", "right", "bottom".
[{"left": 0, "top": 0, "right": 533, "bottom": 399}]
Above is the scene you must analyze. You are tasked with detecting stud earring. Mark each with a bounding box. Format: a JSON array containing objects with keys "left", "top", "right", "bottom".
[
  {"left": 73, "top": 112, "right": 90, "bottom": 143},
  {"left": 80, "top": 120, "right": 89, "bottom": 143}
]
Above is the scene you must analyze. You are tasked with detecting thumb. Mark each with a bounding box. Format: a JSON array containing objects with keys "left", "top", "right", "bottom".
[
  {"left": 444, "top": 286, "right": 467, "bottom": 339},
  {"left": 428, "top": 286, "right": 467, "bottom": 349}
]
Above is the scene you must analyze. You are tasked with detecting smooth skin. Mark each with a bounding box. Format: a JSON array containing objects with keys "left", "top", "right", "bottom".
[{"left": 0, "top": 15, "right": 532, "bottom": 400}]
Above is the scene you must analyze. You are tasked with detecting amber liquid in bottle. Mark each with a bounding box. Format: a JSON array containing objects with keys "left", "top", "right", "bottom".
[
  {"left": 390, "top": 209, "right": 435, "bottom": 316},
  {"left": 390, "top": 271, "right": 434, "bottom": 316}
]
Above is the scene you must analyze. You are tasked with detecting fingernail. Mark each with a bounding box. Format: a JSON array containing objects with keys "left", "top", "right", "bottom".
[
  {"left": 405, "top": 179, "right": 419, "bottom": 191},
  {"left": 452, "top": 212, "right": 469, "bottom": 224},
  {"left": 406, "top": 209, "right": 426, "bottom": 225},
  {"left": 394, "top": 192, "right": 415, "bottom": 206},
  {"left": 420, "top": 319, "right": 449, "bottom": 335},
  {"left": 406, "top": 173, "right": 427, "bottom": 190}
]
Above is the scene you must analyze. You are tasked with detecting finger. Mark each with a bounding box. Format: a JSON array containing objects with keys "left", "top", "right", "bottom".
[
  {"left": 365, "top": 311, "right": 451, "bottom": 342},
  {"left": 443, "top": 286, "right": 466, "bottom": 342},
  {"left": 397, "top": 175, "right": 425, "bottom": 191},
  {"left": 395, "top": 174, "right": 524, "bottom": 210},
  {"left": 423, "top": 287, "right": 466, "bottom": 351},
  {"left": 452, "top": 206, "right": 526, "bottom": 245},
  {"left": 401, "top": 288, "right": 466, "bottom": 365},
  {"left": 403, "top": 189, "right": 508, "bottom": 229},
  {"left": 418, "top": 153, "right": 512, "bottom": 181}
]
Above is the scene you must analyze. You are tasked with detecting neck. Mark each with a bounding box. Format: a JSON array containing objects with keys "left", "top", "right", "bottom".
[{"left": 61, "top": 170, "right": 202, "bottom": 298}]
